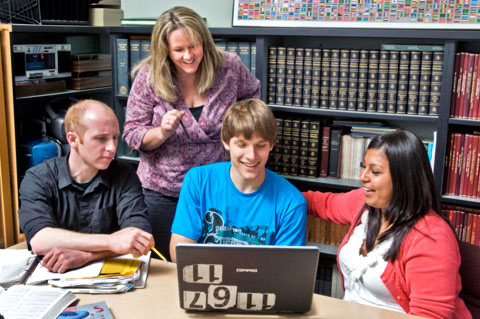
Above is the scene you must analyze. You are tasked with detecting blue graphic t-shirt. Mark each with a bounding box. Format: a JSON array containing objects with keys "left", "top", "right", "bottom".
[{"left": 171, "top": 162, "right": 307, "bottom": 246}]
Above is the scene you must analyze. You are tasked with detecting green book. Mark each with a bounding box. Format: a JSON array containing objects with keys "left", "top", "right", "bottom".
[
  {"left": 417, "top": 51, "right": 433, "bottom": 115},
  {"left": 267, "top": 47, "right": 278, "bottom": 105},
  {"left": 347, "top": 50, "right": 360, "bottom": 111},
  {"left": 320, "top": 49, "right": 331, "bottom": 109},
  {"left": 407, "top": 51, "right": 421, "bottom": 114},
  {"left": 397, "top": 51, "right": 410, "bottom": 114},
  {"left": 293, "top": 48, "right": 305, "bottom": 107},
  {"left": 387, "top": 51, "right": 400, "bottom": 113},
  {"left": 381, "top": 44, "right": 445, "bottom": 51},
  {"left": 357, "top": 50, "right": 369, "bottom": 112},
  {"left": 338, "top": 49, "right": 350, "bottom": 110},
  {"left": 329, "top": 49, "right": 341, "bottom": 110},
  {"left": 377, "top": 50, "right": 390, "bottom": 113},
  {"left": 429, "top": 51, "right": 444, "bottom": 116},
  {"left": 367, "top": 50, "right": 379, "bottom": 112},
  {"left": 311, "top": 48, "right": 322, "bottom": 108},
  {"left": 275, "top": 47, "right": 286, "bottom": 105},
  {"left": 302, "top": 48, "right": 313, "bottom": 107}
]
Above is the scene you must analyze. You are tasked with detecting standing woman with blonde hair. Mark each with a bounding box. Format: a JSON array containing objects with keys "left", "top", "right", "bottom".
[{"left": 123, "top": 6, "right": 260, "bottom": 261}]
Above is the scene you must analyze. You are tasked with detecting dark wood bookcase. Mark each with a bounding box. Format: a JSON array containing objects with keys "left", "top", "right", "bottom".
[{"left": 108, "top": 26, "right": 480, "bottom": 254}]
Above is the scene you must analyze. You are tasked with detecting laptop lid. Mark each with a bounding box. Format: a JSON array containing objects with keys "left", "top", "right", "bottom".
[{"left": 175, "top": 244, "right": 320, "bottom": 313}]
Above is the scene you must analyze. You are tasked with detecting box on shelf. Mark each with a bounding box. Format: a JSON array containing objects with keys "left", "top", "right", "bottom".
[
  {"left": 89, "top": 8, "right": 123, "bottom": 26},
  {"left": 15, "top": 80, "right": 66, "bottom": 97},
  {"left": 71, "top": 54, "right": 112, "bottom": 90}
]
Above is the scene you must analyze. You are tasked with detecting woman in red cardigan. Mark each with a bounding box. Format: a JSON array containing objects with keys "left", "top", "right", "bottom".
[{"left": 303, "top": 130, "right": 471, "bottom": 319}]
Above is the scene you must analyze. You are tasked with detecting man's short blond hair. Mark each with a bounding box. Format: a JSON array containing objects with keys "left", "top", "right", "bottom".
[
  {"left": 221, "top": 99, "right": 277, "bottom": 145},
  {"left": 64, "top": 99, "right": 114, "bottom": 138}
]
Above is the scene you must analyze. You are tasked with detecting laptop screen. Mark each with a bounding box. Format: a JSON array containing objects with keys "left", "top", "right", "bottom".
[{"left": 175, "top": 244, "right": 320, "bottom": 313}]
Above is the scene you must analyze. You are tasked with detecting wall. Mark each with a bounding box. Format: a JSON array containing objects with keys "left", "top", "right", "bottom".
[{"left": 121, "top": 0, "right": 234, "bottom": 28}]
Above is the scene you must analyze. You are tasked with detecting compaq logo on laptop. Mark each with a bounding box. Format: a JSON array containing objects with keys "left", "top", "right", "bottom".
[{"left": 236, "top": 268, "right": 258, "bottom": 273}]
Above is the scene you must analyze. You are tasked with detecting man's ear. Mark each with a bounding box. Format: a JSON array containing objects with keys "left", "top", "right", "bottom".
[
  {"left": 66, "top": 132, "right": 79, "bottom": 148},
  {"left": 222, "top": 139, "right": 230, "bottom": 151}
]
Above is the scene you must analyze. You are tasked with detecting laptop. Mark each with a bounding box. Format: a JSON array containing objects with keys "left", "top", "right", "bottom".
[{"left": 175, "top": 244, "right": 320, "bottom": 314}]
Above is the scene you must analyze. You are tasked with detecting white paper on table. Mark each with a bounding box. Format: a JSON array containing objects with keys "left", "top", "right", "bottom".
[{"left": 26, "top": 259, "right": 104, "bottom": 285}]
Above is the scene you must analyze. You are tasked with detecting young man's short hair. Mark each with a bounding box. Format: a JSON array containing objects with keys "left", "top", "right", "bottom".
[
  {"left": 221, "top": 98, "right": 277, "bottom": 145},
  {"left": 64, "top": 99, "right": 114, "bottom": 138}
]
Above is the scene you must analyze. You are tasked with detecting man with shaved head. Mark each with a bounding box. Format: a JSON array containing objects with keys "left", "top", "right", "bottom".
[{"left": 18, "top": 99, "right": 154, "bottom": 273}]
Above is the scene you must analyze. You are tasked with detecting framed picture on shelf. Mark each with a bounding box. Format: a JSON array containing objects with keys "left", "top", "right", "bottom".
[{"left": 232, "top": 0, "right": 480, "bottom": 29}]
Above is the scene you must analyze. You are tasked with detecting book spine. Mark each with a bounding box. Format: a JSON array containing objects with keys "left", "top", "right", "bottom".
[
  {"left": 116, "top": 38, "right": 129, "bottom": 97},
  {"left": 407, "top": 51, "right": 421, "bottom": 114},
  {"left": 396, "top": 51, "right": 410, "bottom": 114},
  {"left": 472, "top": 55, "right": 480, "bottom": 120},
  {"left": 320, "top": 125, "right": 331, "bottom": 177},
  {"left": 429, "top": 51, "right": 443, "bottom": 115},
  {"left": 320, "top": 49, "right": 332, "bottom": 109},
  {"left": 129, "top": 38, "right": 141, "bottom": 85},
  {"left": 311, "top": 48, "right": 322, "bottom": 108},
  {"left": 357, "top": 50, "right": 369, "bottom": 112},
  {"left": 460, "top": 134, "right": 473, "bottom": 197},
  {"left": 302, "top": 48, "right": 313, "bottom": 107},
  {"left": 226, "top": 41, "right": 239, "bottom": 55},
  {"left": 293, "top": 48, "right": 305, "bottom": 107},
  {"left": 377, "top": 50, "right": 390, "bottom": 112},
  {"left": 214, "top": 40, "right": 227, "bottom": 51},
  {"left": 450, "top": 53, "right": 461, "bottom": 117},
  {"left": 467, "top": 134, "right": 479, "bottom": 197},
  {"left": 267, "top": 47, "right": 278, "bottom": 105},
  {"left": 347, "top": 49, "right": 360, "bottom": 111},
  {"left": 418, "top": 51, "right": 433, "bottom": 115},
  {"left": 285, "top": 47, "right": 296, "bottom": 106},
  {"left": 328, "top": 127, "right": 343, "bottom": 178},
  {"left": 387, "top": 50, "right": 400, "bottom": 113},
  {"left": 250, "top": 42, "right": 256, "bottom": 76},
  {"left": 272, "top": 117, "right": 284, "bottom": 173},
  {"left": 462, "top": 53, "right": 476, "bottom": 119},
  {"left": 307, "top": 120, "right": 321, "bottom": 178},
  {"left": 455, "top": 134, "right": 466, "bottom": 196},
  {"left": 140, "top": 39, "right": 151, "bottom": 60},
  {"left": 275, "top": 47, "right": 287, "bottom": 105},
  {"left": 338, "top": 49, "right": 350, "bottom": 110},
  {"left": 290, "top": 118, "right": 301, "bottom": 175},
  {"left": 282, "top": 118, "right": 293, "bottom": 175},
  {"left": 471, "top": 135, "right": 480, "bottom": 198},
  {"left": 468, "top": 54, "right": 479, "bottom": 120},
  {"left": 329, "top": 49, "right": 341, "bottom": 110},
  {"left": 456, "top": 53, "right": 468, "bottom": 118},
  {"left": 299, "top": 119, "right": 311, "bottom": 177},
  {"left": 367, "top": 50, "right": 380, "bottom": 112},
  {"left": 238, "top": 42, "right": 251, "bottom": 71},
  {"left": 445, "top": 133, "right": 455, "bottom": 195}
]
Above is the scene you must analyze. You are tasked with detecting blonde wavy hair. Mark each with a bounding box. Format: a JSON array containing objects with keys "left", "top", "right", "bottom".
[{"left": 131, "top": 6, "right": 223, "bottom": 102}]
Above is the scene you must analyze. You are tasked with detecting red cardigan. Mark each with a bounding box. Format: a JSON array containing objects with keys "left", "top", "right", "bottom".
[{"left": 303, "top": 188, "right": 471, "bottom": 319}]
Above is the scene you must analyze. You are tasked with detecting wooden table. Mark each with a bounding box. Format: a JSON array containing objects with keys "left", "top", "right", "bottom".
[{"left": 10, "top": 242, "right": 421, "bottom": 318}]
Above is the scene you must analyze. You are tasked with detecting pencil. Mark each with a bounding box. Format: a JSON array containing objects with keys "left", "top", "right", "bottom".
[
  {"left": 170, "top": 103, "right": 191, "bottom": 141},
  {"left": 151, "top": 246, "right": 167, "bottom": 262},
  {"left": 178, "top": 120, "right": 191, "bottom": 141}
]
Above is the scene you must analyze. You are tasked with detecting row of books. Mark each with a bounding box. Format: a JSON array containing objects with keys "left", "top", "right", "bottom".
[
  {"left": 443, "top": 205, "right": 480, "bottom": 247},
  {"left": 444, "top": 132, "right": 480, "bottom": 199},
  {"left": 116, "top": 36, "right": 151, "bottom": 97},
  {"left": 215, "top": 40, "right": 256, "bottom": 76},
  {"left": 307, "top": 215, "right": 350, "bottom": 247},
  {"left": 236, "top": 0, "right": 480, "bottom": 24},
  {"left": 314, "top": 257, "right": 335, "bottom": 297},
  {"left": 267, "top": 45, "right": 443, "bottom": 115},
  {"left": 450, "top": 52, "right": 480, "bottom": 120}
]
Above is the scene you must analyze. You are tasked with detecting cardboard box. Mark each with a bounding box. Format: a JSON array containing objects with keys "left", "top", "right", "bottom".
[{"left": 89, "top": 8, "right": 124, "bottom": 26}]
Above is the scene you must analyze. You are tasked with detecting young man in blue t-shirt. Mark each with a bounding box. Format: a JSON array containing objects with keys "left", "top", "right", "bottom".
[{"left": 170, "top": 99, "right": 307, "bottom": 262}]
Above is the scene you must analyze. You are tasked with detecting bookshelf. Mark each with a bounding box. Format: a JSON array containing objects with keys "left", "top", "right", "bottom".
[
  {"left": 8, "top": 25, "right": 112, "bottom": 243},
  {"left": 108, "top": 26, "right": 480, "bottom": 254}
]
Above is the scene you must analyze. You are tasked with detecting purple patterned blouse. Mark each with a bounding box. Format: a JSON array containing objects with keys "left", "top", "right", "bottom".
[{"left": 123, "top": 51, "right": 261, "bottom": 197}]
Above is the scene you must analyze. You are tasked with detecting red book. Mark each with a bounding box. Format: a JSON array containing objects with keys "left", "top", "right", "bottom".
[
  {"left": 466, "top": 211, "right": 473, "bottom": 243},
  {"left": 475, "top": 214, "right": 480, "bottom": 246},
  {"left": 471, "top": 214, "right": 478, "bottom": 245},
  {"left": 454, "top": 134, "right": 466, "bottom": 196},
  {"left": 462, "top": 53, "right": 476, "bottom": 118},
  {"left": 448, "top": 209, "right": 456, "bottom": 228},
  {"left": 455, "top": 53, "right": 467, "bottom": 118},
  {"left": 319, "top": 125, "right": 331, "bottom": 177},
  {"left": 444, "top": 134, "right": 455, "bottom": 195},
  {"left": 448, "top": 133, "right": 461, "bottom": 195},
  {"left": 468, "top": 54, "right": 480, "bottom": 119},
  {"left": 450, "top": 53, "right": 461, "bottom": 117},
  {"left": 473, "top": 55, "right": 480, "bottom": 120},
  {"left": 467, "top": 135, "right": 479, "bottom": 198},
  {"left": 458, "top": 211, "right": 466, "bottom": 241},
  {"left": 460, "top": 134, "right": 473, "bottom": 197},
  {"left": 472, "top": 135, "right": 480, "bottom": 199}
]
